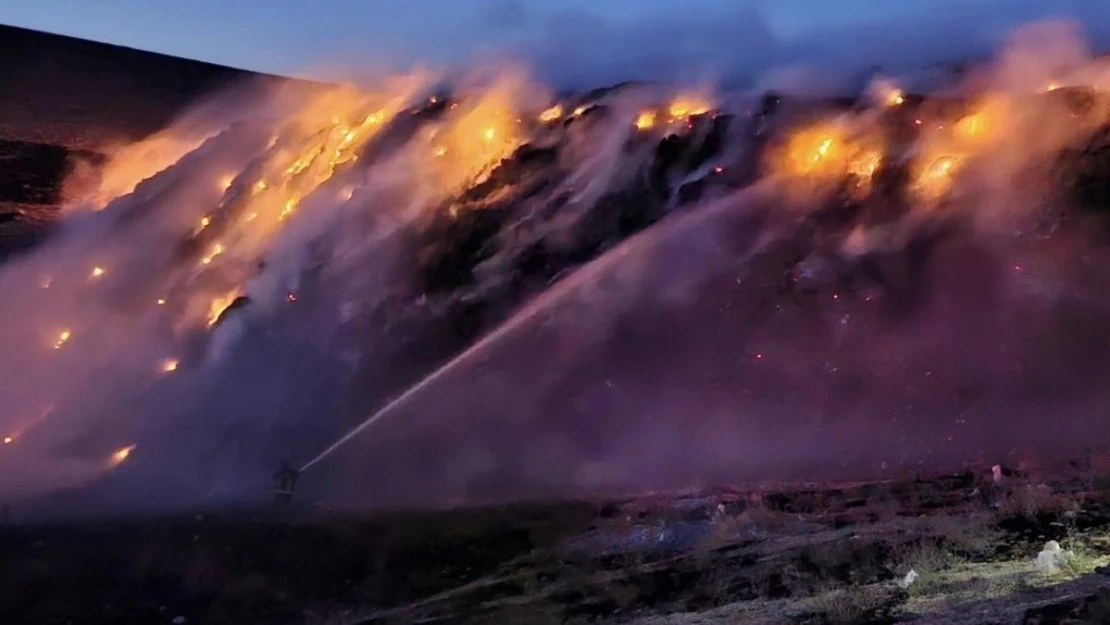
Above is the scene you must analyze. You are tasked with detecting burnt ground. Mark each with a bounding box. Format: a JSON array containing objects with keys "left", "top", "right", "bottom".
[{"left": 5, "top": 463, "right": 1110, "bottom": 624}]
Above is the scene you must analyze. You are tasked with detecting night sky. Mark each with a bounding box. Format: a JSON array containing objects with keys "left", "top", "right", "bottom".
[{"left": 2, "top": 0, "right": 1109, "bottom": 83}]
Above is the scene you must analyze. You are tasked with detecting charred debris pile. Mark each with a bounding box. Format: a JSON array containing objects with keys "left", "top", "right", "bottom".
[{"left": 345, "top": 84, "right": 1110, "bottom": 355}]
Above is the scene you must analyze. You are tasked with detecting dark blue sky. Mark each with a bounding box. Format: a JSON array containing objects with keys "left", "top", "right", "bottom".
[{"left": 2, "top": 0, "right": 1108, "bottom": 84}]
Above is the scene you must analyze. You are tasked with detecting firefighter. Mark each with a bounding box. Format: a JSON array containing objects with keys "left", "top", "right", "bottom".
[{"left": 273, "top": 462, "right": 300, "bottom": 505}]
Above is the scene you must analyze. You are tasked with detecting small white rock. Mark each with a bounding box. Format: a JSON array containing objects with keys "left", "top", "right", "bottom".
[
  {"left": 898, "top": 569, "right": 918, "bottom": 589},
  {"left": 1035, "top": 540, "right": 1072, "bottom": 574}
]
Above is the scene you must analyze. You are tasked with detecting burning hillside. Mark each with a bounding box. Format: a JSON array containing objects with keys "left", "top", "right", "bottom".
[{"left": 4, "top": 21, "right": 1110, "bottom": 516}]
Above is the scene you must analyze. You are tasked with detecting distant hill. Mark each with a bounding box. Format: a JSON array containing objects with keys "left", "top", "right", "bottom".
[
  {"left": 0, "top": 24, "right": 309, "bottom": 151},
  {"left": 0, "top": 24, "right": 320, "bottom": 251}
]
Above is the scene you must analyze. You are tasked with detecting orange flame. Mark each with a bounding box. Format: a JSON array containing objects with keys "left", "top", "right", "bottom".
[
  {"left": 52, "top": 329, "right": 71, "bottom": 350},
  {"left": 109, "top": 444, "right": 136, "bottom": 466},
  {"left": 206, "top": 289, "right": 242, "bottom": 328},
  {"left": 539, "top": 104, "right": 563, "bottom": 123}
]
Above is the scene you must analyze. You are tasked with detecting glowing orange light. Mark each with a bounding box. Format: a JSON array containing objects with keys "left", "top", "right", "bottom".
[
  {"left": 3, "top": 436, "right": 12, "bottom": 445},
  {"left": 668, "top": 96, "right": 710, "bottom": 120},
  {"left": 955, "top": 113, "right": 988, "bottom": 141},
  {"left": 53, "top": 330, "right": 71, "bottom": 350},
  {"left": 160, "top": 358, "right": 179, "bottom": 373},
  {"left": 849, "top": 151, "right": 882, "bottom": 179},
  {"left": 928, "top": 156, "right": 957, "bottom": 177},
  {"left": 157, "top": 298, "right": 166, "bottom": 306},
  {"left": 110, "top": 444, "right": 136, "bottom": 466},
  {"left": 539, "top": 104, "right": 563, "bottom": 123},
  {"left": 90, "top": 266, "right": 105, "bottom": 279},
  {"left": 200, "top": 243, "right": 224, "bottom": 265},
  {"left": 635, "top": 110, "right": 656, "bottom": 130},
  {"left": 206, "top": 289, "right": 241, "bottom": 328},
  {"left": 280, "top": 198, "right": 298, "bottom": 220}
]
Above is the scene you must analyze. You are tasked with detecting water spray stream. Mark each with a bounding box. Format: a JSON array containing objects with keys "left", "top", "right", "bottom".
[{"left": 297, "top": 184, "right": 775, "bottom": 473}]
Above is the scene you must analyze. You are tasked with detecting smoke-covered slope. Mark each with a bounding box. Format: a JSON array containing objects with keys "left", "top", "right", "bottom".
[{"left": 5, "top": 21, "right": 1110, "bottom": 518}]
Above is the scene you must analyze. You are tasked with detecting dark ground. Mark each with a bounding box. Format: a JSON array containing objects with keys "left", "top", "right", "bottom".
[{"left": 5, "top": 464, "right": 1110, "bottom": 624}]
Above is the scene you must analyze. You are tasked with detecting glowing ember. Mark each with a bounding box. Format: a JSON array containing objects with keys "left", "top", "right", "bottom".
[
  {"left": 434, "top": 146, "right": 448, "bottom": 157},
  {"left": 955, "top": 113, "right": 985, "bottom": 140},
  {"left": 2, "top": 437, "right": 11, "bottom": 445},
  {"left": 777, "top": 123, "right": 885, "bottom": 188},
  {"left": 219, "top": 176, "right": 233, "bottom": 191},
  {"left": 539, "top": 105, "right": 563, "bottom": 122},
  {"left": 849, "top": 150, "right": 882, "bottom": 181},
  {"left": 635, "top": 110, "right": 656, "bottom": 130},
  {"left": 206, "top": 289, "right": 241, "bottom": 328},
  {"left": 286, "top": 158, "right": 310, "bottom": 176},
  {"left": 160, "top": 358, "right": 179, "bottom": 373},
  {"left": 782, "top": 126, "right": 844, "bottom": 176},
  {"left": 200, "top": 243, "right": 224, "bottom": 265},
  {"left": 253, "top": 180, "right": 268, "bottom": 194},
  {"left": 286, "top": 292, "right": 297, "bottom": 302},
  {"left": 90, "top": 266, "right": 105, "bottom": 279},
  {"left": 110, "top": 444, "right": 136, "bottom": 466},
  {"left": 483, "top": 127, "right": 497, "bottom": 142},
  {"left": 913, "top": 155, "right": 960, "bottom": 200},
  {"left": 199, "top": 215, "right": 211, "bottom": 229},
  {"left": 815, "top": 138, "right": 833, "bottom": 160},
  {"left": 668, "top": 97, "right": 710, "bottom": 120},
  {"left": 927, "top": 156, "right": 957, "bottom": 177},
  {"left": 53, "top": 330, "right": 71, "bottom": 350},
  {"left": 1044, "top": 81, "right": 1061, "bottom": 92},
  {"left": 281, "top": 198, "right": 298, "bottom": 220},
  {"left": 156, "top": 298, "right": 166, "bottom": 306},
  {"left": 572, "top": 105, "right": 588, "bottom": 117}
]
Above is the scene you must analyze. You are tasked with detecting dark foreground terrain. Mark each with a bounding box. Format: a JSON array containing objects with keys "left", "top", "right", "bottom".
[{"left": 5, "top": 461, "right": 1110, "bottom": 624}]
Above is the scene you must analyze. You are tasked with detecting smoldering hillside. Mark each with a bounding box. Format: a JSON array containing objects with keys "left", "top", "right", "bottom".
[{"left": 5, "top": 19, "right": 1110, "bottom": 519}]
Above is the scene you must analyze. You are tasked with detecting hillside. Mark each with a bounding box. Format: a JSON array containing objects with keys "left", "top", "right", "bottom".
[{"left": 0, "top": 24, "right": 303, "bottom": 150}]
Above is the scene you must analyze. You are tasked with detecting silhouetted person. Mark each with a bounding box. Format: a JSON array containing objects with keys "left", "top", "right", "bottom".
[{"left": 273, "top": 462, "right": 300, "bottom": 505}]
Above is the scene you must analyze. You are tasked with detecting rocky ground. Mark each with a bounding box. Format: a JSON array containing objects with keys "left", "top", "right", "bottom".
[{"left": 5, "top": 461, "right": 1110, "bottom": 624}]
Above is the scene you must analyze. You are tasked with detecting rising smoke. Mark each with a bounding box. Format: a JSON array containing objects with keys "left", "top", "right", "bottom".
[{"left": 4, "top": 19, "right": 1110, "bottom": 518}]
